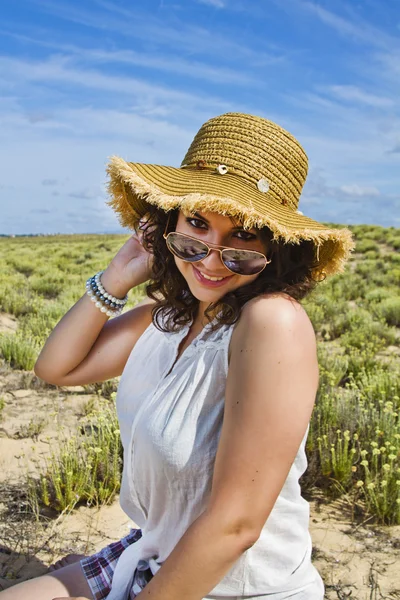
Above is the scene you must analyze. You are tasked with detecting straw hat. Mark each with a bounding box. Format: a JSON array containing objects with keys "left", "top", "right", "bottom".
[{"left": 107, "top": 112, "right": 355, "bottom": 278}]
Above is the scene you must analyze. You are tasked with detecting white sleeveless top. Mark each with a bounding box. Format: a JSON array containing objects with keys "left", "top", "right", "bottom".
[{"left": 107, "top": 314, "right": 323, "bottom": 600}]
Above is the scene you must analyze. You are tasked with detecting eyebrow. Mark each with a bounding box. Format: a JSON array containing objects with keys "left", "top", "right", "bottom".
[{"left": 193, "top": 211, "right": 249, "bottom": 231}]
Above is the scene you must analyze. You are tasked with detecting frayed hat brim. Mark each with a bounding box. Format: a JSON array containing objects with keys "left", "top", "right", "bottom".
[{"left": 106, "top": 156, "right": 355, "bottom": 277}]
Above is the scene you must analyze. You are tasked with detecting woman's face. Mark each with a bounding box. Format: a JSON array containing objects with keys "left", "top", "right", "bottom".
[{"left": 171, "top": 210, "right": 268, "bottom": 307}]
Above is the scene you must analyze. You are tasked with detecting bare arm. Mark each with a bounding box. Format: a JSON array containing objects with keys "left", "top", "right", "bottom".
[
  {"left": 34, "top": 233, "right": 156, "bottom": 386},
  {"left": 34, "top": 294, "right": 155, "bottom": 386},
  {"left": 132, "top": 294, "right": 319, "bottom": 600}
]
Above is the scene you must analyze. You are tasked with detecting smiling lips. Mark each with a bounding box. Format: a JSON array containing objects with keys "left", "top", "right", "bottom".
[
  {"left": 199, "top": 272, "right": 225, "bottom": 281},
  {"left": 192, "top": 265, "right": 234, "bottom": 288}
]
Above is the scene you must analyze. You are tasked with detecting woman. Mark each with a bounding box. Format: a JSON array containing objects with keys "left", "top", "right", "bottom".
[{"left": 1, "top": 113, "right": 354, "bottom": 600}]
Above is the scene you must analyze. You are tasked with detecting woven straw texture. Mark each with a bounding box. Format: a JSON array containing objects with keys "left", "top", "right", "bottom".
[{"left": 107, "top": 112, "right": 355, "bottom": 277}]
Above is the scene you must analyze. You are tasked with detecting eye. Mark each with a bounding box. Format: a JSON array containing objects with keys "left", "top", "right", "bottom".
[
  {"left": 234, "top": 230, "right": 256, "bottom": 241},
  {"left": 186, "top": 217, "right": 206, "bottom": 229}
]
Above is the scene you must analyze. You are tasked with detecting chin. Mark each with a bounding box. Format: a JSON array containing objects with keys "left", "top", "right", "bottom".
[{"left": 189, "top": 287, "right": 225, "bottom": 303}]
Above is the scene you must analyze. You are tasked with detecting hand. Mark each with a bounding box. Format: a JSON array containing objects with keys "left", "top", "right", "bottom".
[{"left": 101, "top": 230, "right": 155, "bottom": 297}]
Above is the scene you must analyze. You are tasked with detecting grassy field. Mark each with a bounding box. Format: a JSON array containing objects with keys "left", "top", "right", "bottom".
[{"left": 1, "top": 225, "right": 400, "bottom": 525}]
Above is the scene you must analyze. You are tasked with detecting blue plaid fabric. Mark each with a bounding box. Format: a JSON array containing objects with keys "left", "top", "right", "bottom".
[{"left": 80, "top": 528, "right": 153, "bottom": 600}]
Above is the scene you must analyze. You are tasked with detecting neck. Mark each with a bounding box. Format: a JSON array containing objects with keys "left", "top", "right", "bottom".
[{"left": 195, "top": 301, "right": 218, "bottom": 328}]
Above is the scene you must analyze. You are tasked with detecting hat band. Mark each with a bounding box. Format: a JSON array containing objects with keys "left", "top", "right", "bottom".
[
  {"left": 180, "top": 161, "right": 300, "bottom": 212},
  {"left": 180, "top": 159, "right": 272, "bottom": 194}
]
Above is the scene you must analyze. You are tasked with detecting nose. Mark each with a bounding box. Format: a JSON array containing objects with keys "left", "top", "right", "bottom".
[{"left": 199, "top": 247, "right": 229, "bottom": 274}]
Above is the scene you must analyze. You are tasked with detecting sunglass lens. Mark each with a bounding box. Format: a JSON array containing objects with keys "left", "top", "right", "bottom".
[
  {"left": 222, "top": 249, "right": 266, "bottom": 275},
  {"left": 166, "top": 233, "right": 208, "bottom": 262}
]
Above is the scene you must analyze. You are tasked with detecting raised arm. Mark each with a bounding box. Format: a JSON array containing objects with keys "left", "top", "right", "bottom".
[{"left": 34, "top": 233, "right": 155, "bottom": 386}]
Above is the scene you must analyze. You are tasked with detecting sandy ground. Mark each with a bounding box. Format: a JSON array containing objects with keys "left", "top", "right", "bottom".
[{"left": 0, "top": 312, "right": 399, "bottom": 599}]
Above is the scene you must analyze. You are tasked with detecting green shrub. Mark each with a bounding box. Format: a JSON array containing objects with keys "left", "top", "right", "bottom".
[
  {"left": 387, "top": 235, "right": 400, "bottom": 250},
  {"left": 353, "top": 260, "right": 393, "bottom": 287},
  {"left": 3, "top": 230, "right": 398, "bottom": 524},
  {"left": 387, "top": 269, "right": 400, "bottom": 286},
  {"left": 30, "top": 274, "right": 66, "bottom": 299},
  {"left": 347, "top": 366, "right": 400, "bottom": 405},
  {"left": 12, "top": 261, "right": 35, "bottom": 277},
  {"left": 351, "top": 224, "right": 382, "bottom": 239},
  {"left": 364, "top": 288, "right": 393, "bottom": 304},
  {"left": 303, "top": 302, "right": 325, "bottom": 332},
  {"left": 329, "top": 308, "right": 378, "bottom": 339},
  {"left": 16, "top": 417, "right": 46, "bottom": 440},
  {"left": 364, "top": 250, "right": 380, "bottom": 260},
  {"left": 307, "top": 371, "right": 400, "bottom": 522},
  {"left": 32, "top": 399, "right": 122, "bottom": 511},
  {"left": 373, "top": 297, "right": 400, "bottom": 327},
  {"left": 387, "top": 252, "right": 400, "bottom": 265},
  {"left": 326, "top": 273, "right": 367, "bottom": 301},
  {"left": 361, "top": 227, "right": 391, "bottom": 243},
  {"left": 355, "top": 239, "right": 380, "bottom": 253},
  {"left": 317, "top": 344, "right": 348, "bottom": 389},
  {"left": 84, "top": 379, "right": 120, "bottom": 400},
  {"left": 0, "top": 333, "right": 40, "bottom": 370},
  {"left": 345, "top": 348, "right": 383, "bottom": 380},
  {"left": 0, "top": 285, "right": 42, "bottom": 317},
  {"left": 19, "top": 304, "right": 68, "bottom": 345}
]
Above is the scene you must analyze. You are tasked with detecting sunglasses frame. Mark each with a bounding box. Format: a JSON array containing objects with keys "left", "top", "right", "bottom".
[{"left": 162, "top": 213, "right": 271, "bottom": 276}]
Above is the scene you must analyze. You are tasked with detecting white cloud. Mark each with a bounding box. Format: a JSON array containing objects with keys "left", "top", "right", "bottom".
[
  {"left": 82, "top": 48, "right": 256, "bottom": 84},
  {"left": 35, "top": 0, "right": 279, "bottom": 64},
  {"left": 284, "top": 86, "right": 400, "bottom": 171},
  {"left": 0, "top": 30, "right": 262, "bottom": 86},
  {"left": 324, "top": 85, "right": 395, "bottom": 108},
  {"left": 0, "top": 54, "right": 233, "bottom": 124},
  {"left": 374, "top": 50, "right": 400, "bottom": 83},
  {"left": 298, "top": 1, "right": 397, "bottom": 50},
  {"left": 0, "top": 105, "right": 198, "bottom": 234},
  {"left": 69, "top": 188, "right": 104, "bottom": 200},
  {"left": 2, "top": 0, "right": 399, "bottom": 232},
  {"left": 196, "top": 0, "right": 225, "bottom": 8},
  {"left": 339, "top": 184, "right": 380, "bottom": 197},
  {"left": 301, "top": 169, "right": 400, "bottom": 227}
]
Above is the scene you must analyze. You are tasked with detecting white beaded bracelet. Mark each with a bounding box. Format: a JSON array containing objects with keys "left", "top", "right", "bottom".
[{"left": 85, "top": 270, "right": 128, "bottom": 317}]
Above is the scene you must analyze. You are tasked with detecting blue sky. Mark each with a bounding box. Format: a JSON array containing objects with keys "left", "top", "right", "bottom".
[{"left": 1, "top": 0, "right": 399, "bottom": 234}]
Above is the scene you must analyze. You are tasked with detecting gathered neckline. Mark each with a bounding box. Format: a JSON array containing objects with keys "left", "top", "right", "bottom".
[{"left": 164, "top": 313, "right": 221, "bottom": 340}]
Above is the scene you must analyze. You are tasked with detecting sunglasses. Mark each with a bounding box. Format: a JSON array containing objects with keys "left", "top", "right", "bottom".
[{"left": 162, "top": 215, "right": 271, "bottom": 276}]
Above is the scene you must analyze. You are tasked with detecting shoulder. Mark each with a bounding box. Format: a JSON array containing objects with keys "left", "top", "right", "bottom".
[
  {"left": 228, "top": 292, "right": 316, "bottom": 363},
  {"left": 240, "top": 292, "right": 313, "bottom": 332}
]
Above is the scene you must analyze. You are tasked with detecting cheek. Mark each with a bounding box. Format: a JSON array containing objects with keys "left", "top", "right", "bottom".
[
  {"left": 174, "top": 256, "right": 259, "bottom": 290},
  {"left": 174, "top": 256, "right": 188, "bottom": 279}
]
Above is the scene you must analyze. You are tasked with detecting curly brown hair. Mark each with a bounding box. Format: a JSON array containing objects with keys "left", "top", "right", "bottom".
[{"left": 139, "top": 205, "right": 320, "bottom": 333}]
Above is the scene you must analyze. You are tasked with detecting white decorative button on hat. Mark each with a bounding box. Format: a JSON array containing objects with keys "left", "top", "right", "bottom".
[{"left": 257, "top": 178, "right": 270, "bottom": 192}]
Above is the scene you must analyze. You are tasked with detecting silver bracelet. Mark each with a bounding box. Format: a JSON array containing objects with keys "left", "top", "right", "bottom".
[{"left": 85, "top": 270, "right": 128, "bottom": 317}]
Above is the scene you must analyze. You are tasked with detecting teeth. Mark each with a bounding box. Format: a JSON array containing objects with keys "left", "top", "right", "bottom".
[{"left": 199, "top": 271, "right": 225, "bottom": 281}]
